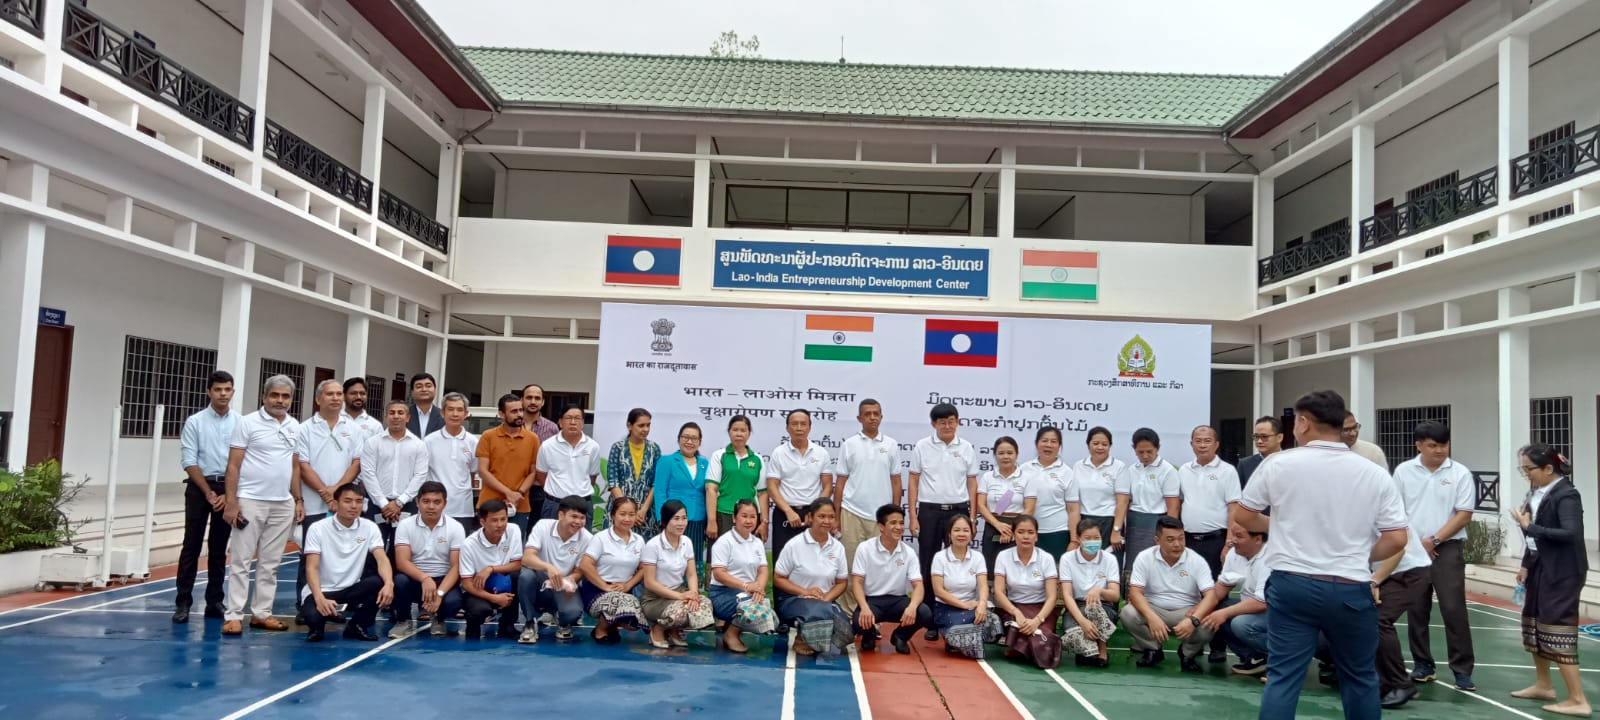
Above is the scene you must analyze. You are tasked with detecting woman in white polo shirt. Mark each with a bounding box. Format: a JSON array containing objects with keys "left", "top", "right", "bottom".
[
  {"left": 641, "top": 499, "right": 710, "bottom": 649},
  {"left": 977, "top": 437, "right": 1029, "bottom": 584},
  {"left": 1073, "top": 427, "right": 1125, "bottom": 550},
  {"left": 580, "top": 496, "right": 647, "bottom": 644},
  {"left": 1023, "top": 427, "right": 1075, "bottom": 559},
  {"left": 1058, "top": 518, "right": 1121, "bottom": 667},
  {"left": 992, "top": 514, "right": 1061, "bottom": 665},
  {"left": 929, "top": 514, "right": 997, "bottom": 658},
  {"left": 709, "top": 498, "right": 773, "bottom": 653},
  {"left": 773, "top": 498, "right": 850, "bottom": 656}
]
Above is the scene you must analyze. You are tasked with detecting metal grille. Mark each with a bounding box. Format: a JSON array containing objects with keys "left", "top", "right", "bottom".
[
  {"left": 1531, "top": 396, "right": 1573, "bottom": 472},
  {"left": 1529, "top": 204, "right": 1573, "bottom": 226},
  {"left": 364, "top": 375, "right": 385, "bottom": 420},
  {"left": 202, "top": 155, "right": 236, "bottom": 177},
  {"left": 1375, "top": 405, "right": 1451, "bottom": 471},
  {"left": 120, "top": 336, "right": 217, "bottom": 438},
  {"left": 259, "top": 358, "right": 306, "bottom": 418}
]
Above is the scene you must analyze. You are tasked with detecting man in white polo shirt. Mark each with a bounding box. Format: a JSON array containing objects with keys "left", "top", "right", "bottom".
[
  {"left": 834, "top": 399, "right": 901, "bottom": 613},
  {"left": 1395, "top": 420, "right": 1477, "bottom": 691},
  {"left": 459, "top": 498, "right": 526, "bottom": 639},
  {"left": 907, "top": 402, "right": 978, "bottom": 593},
  {"left": 850, "top": 504, "right": 930, "bottom": 654},
  {"left": 767, "top": 409, "right": 833, "bottom": 553},
  {"left": 361, "top": 401, "right": 430, "bottom": 553},
  {"left": 534, "top": 406, "right": 602, "bottom": 520},
  {"left": 518, "top": 494, "right": 593, "bottom": 643},
  {"left": 425, "top": 392, "right": 480, "bottom": 532},
  {"left": 1235, "top": 390, "right": 1408, "bottom": 720},
  {"left": 1120, "top": 515, "right": 1216, "bottom": 671},
  {"left": 293, "top": 379, "right": 363, "bottom": 624},
  {"left": 391, "top": 480, "right": 465, "bottom": 639},
  {"left": 1195, "top": 522, "right": 1271, "bottom": 675},
  {"left": 300, "top": 484, "right": 394, "bottom": 642},
  {"left": 1178, "top": 424, "right": 1241, "bottom": 663},
  {"left": 221, "top": 375, "right": 304, "bottom": 636}
]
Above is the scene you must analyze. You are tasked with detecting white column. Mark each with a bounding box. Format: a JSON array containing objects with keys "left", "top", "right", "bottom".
[
  {"left": 1351, "top": 122, "right": 1375, "bottom": 256},
  {"left": 18, "top": 0, "right": 66, "bottom": 88},
  {"left": 436, "top": 143, "right": 459, "bottom": 224},
  {"left": 692, "top": 135, "right": 711, "bottom": 229},
  {"left": 969, "top": 190, "right": 985, "bottom": 236},
  {"left": 1254, "top": 368, "right": 1276, "bottom": 420},
  {"left": 361, "top": 83, "right": 386, "bottom": 211},
  {"left": 1497, "top": 35, "right": 1529, "bottom": 214},
  {"left": 0, "top": 163, "right": 49, "bottom": 465},
  {"left": 218, "top": 240, "right": 255, "bottom": 406},
  {"left": 1349, "top": 352, "right": 1377, "bottom": 434},
  {"left": 239, "top": 0, "right": 274, "bottom": 179},
  {"left": 1498, "top": 326, "right": 1531, "bottom": 557},
  {"left": 492, "top": 168, "right": 508, "bottom": 218},
  {"left": 344, "top": 315, "right": 369, "bottom": 379},
  {"left": 1252, "top": 176, "right": 1275, "bottom": 260},
  {"left": 1188, "top": 193, "right": 1206, "bottom": 244},
  {"left": 425, "top": 304, "right": 447, "bottom": 381},
  {"left": 997, "top": 147, "right": 1016, "bottom": 239}
]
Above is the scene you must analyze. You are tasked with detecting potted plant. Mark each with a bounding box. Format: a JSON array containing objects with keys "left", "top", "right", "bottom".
[{"left": 0, "top": 461, "right": 88, "bottom": 594}]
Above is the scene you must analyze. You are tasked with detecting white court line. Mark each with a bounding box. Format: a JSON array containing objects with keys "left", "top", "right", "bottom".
[
  {"left": 844, "top": 644, "right": 873, "bottom": 720},
  {"left": 781, "top": 628, "right": 798, "bottom": 720},
  {"left": 977, "top": 659, "right": 1037, "bottom": 720},
  {"left": 1474, "top": 662, "right": 1600, "bottom": 674},
  {"left": 1044, "top": 668, "right": 1110, "bottom": 720},
  {"left": 1439, "top": 682, "right": 1542, "bottom": 720},
  {"left": 218, "top": 632, "right": 415, "bottom": 720},
  {"left": 0, "top": 557, "right": 298, "bottom": 632},
  {"left": 1467, "top": 601, "right": 1600, "bottom": 643},
  {"left": 0, "top": 568, "right": 192, "bottom": 617}
]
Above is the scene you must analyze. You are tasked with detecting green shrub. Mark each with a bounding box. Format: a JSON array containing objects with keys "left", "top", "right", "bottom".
[
  {"left": 0, "top": 460, "right": 87, "bottom": 553},
  {"left": 1462, "top": 517, "right": 1507, "bottom": 564}
]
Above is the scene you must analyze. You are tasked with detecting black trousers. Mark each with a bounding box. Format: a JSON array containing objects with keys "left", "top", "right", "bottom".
[
  {"left": 853, "top": 595, "right": 932, "bottom": 643},
  {"left": 1407, "top": 539, "right": 1476, "bottom": 676},
  {"left": 917, "top": 502, "right": 970, "bottom": 583},
  {"left": 1186, "top": 528, "right": 1228, "bottom": 652},
  {"left": 175, "top": 478, "right": 231, "bottom": 609},
  {"left": 771, "top": 507, "right": 807, "bottom": 555},
  {"left": 300, "top": 575, "right": 383, "bottom": 634},
  {"left": 463, "top": 587, "right": 520, "bottom": 635},
  {"left": 293, "top": 515, "right": 323, "bottom": 605},
  {"left": 1378, "top": 567, "right": 1427, "bottom": 694}
]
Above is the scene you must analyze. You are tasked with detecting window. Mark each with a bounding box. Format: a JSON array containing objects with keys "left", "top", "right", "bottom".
[
  {"left": 1530, "top": 397, "right": 1573, "bottom": 472},
  {"left": 542, "top": 391, "right": 591, "bottom": 424},
  {"left": 724, "top": 186, "right": 971, "bottom": 234},
  {"left": 1376, "top": 405, "right": 1452, "bottom": 471},
  {"left": 258, "top": 358, "right": 306, "bottom": 418},
  {"left": 1529, "top": 204, "right": 1573, "bottom": 226},
  {"left": 120, "top": 337, "right": 217, "bottom": 438},
  {"left": 364, "top": 375, "right": 386, "bottom": 419}
]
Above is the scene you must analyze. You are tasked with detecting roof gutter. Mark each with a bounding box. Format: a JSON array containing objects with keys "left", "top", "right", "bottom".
[{"left": 391, "top": 0, "right": 504, "bottom": 111}]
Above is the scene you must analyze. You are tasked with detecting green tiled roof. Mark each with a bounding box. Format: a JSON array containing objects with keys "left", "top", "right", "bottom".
[{"left": 460, "top": 48, "right": 1279, "bottom": 128}]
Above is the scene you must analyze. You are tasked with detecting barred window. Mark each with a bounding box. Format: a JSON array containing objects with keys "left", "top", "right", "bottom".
[
  {"left": 1530, "top": 396, "right": 1573, "bottom": 472},
  {"left": 258, "top": 358, "right": 306, "bottom": 418},
  {"left": 1376, "top": 405, "right": 1451, "bottom": 471},
  {"left": 365, "top": 375, "right": 386, "bottom": 419},
  {"left": 120, "top": 337, "right": 217, "bottom": 438}
]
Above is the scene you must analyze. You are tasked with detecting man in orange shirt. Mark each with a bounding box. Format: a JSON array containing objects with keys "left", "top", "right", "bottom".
[{"left": 475, "top": 394, "right": 541, "bottom": 536}]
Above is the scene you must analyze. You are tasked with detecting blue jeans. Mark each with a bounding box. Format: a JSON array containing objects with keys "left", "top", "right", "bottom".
[
  {"left": 391, "top": 573, "right": 462, "bottom": 623},
  {"left": 518, "top": 567, "right": 584, "bottom": 628},
  {"left": 540, "top": 498, "right": 561, "bottom": 520},
  {"left": 932, "top": 600, "right": 977, "bottom": 630},
  {"left": 1224, "top": 610, "right": 1270, "bottom": 660},
  {"left": 709, "top": 585, "right": 744, "bottom": 622},
  {"left": 1260, "top": 572, "right": 1380, "bottom": 720}
]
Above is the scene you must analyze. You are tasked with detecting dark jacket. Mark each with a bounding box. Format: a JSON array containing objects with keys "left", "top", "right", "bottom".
[
  {"left": 1237, "top": 453, "right": 1265, "bottom": 490},
  {"left": 1522, "top": 478, "right": 1587, "bottom": 579},
  {"left": 406, "top": 404, "right": 444, "bottom": 440}
]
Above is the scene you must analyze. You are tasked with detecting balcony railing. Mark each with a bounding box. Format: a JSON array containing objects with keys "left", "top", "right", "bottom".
[
  {"left": 1359, "top": 166, "right": 1497, "bottom": 251},
  {"left": 379, "top": 189, "right": 449, "bottom": 253},
  {"left": 1511, "top": 124, "right": 1600, "bottom": 199},
  {"left": 263, "top": 119, "right": 373, "bottom": 212},
  {"left": 1258, "top": 218, "right": 1350, "bottom": 285},
  {"left": 1, "top": 0, "right": 43, "bottom": 37},
  {"left": 62, "top": 3, "right": 254, "bottom": 148},
  {"left": 1472, "top": 470, "right": 1499, "bottom": 512}
]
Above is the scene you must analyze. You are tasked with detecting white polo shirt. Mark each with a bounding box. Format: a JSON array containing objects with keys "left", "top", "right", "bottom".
[
  {"left": 642, "top": 533, "right": 696, "bottom": 589},
  {"left": 1216, "top": 547, "right": 1256, "bottom": 588},
  {"left": 836, "top": 432, "right": 901, "bottom": 520},
  {"left": 360, "top": 431, "right": 429, "bottom": 513},
  {"left": 1239, "top": 440, "right": 1409, "bottom": 583},
  {"left": 1116, "top": 457, "right": 1180, "bottom": 514},
  {"left": 458, "top": 524, "right": 524, "bottom": 579},
  {"left": 301, "top": 515, "right": 381, "bottom": 601},
  {"left": 1058, "top": 547, "right": 1120, "bottom": 601},
  {"left": 1072, "top": 457, "right": 1125, "bottom": 516},
  {"left": 774, "top": 529, "right": 848, "bottom": 591},
  {"left": 295, "top": 413, "right": 363, "bottom": 515},
  {"left": 710, "top": 528, "right": 767, "bottom": 587},
  {"left": 394, "top": 514, "right": 465, "bottom": 577},
  {"left": 851, "top": 537, "right": 921, "bottom": 597},
  {"left": 345, "top": 410, "right": 384, "bottom": 440},
  {"left": 424, "top": 427, "right": 479, "bottom": 518},
  {"left": 1394, "top": 456, "right": 1475, "bottom": 542},
  {"left": 1380, "top": 526, "right": 1433, "bottom": 576},
  {"left": 981, "top": 467, "right": 1029, "bottom": 516},
  {"left": 1239, "top": 551, "right": 1272, "bottom": 603},
  {"left": 930, "top": 547, "right": 986, "bottom": 603},
  {"left": 537, "top": 433, "right": 602, "bottom": 500},
  {"left": 908, "top": 435, "right": 978, "bottom": 505},
  {"left": 767, "top": 441, "right": 832, "bottom": 507},
  {"left": 1022, "top": 458, "right": 1073, "bottom": 533},
  {"left": 1129, "top": 546, "right": 1214, "bottom": 610},
  {"left": 526, "top": 518, "right": 592, "bottom": 576},
  {"left": 583, "top": 527, "right": 644, "bottom": 584},
  {"left": 1178, "top": 456, "right": 1242, "bottom": 533},
  {"left": 230, "top": 409, "right": 300, "bottom": 502},
  {"left": 993, "top": 547, "right": 1057, "bottom": 604}
]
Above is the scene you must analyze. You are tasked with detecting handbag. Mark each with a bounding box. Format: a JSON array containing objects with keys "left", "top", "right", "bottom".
[{"left": 1004, "top": 622, "right": 1063, "bottom": 669}]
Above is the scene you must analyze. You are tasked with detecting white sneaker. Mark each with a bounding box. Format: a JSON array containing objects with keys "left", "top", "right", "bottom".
[
  {"left": 518, "top": 626, "right": 540, "bottom": 644},
  {"left": 388, "top": 620, "right": 416, "bottom": 640},
  {"left": 429, "top": 620, "right": 448, "bottom": 637},
  {"left": 538, "top": 613, "right": 556, "bottom": 626}
]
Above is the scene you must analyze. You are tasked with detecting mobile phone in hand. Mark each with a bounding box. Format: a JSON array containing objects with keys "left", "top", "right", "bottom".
[{"left": 233, "top": 516, "right": 250, "bottom": 530}]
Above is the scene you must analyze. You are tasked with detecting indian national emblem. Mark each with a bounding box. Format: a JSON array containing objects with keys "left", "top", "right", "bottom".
[
  {"left": 650, "top": 318, "right": 676, "bottom": 353},
  {"left": 832, "top": 331, "right": 846, "bottom": 345},
  {"left": 1117, "top": 334, "right": 1156, "bottom": 378}
]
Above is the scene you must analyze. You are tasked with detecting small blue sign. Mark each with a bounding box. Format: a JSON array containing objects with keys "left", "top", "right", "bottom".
[
  {"left": 712, "top": 240, "right": 989, "bottom": 298},
  {"left": 38, "top": 307, "right": 66, "bottom": 327}
]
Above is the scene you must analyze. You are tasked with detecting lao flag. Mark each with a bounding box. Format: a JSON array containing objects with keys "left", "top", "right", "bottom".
[
  {"left": 605, "top": 235, "right": 681, "bottom": 287},
  {"left": 924, "top": 318, "right": 999, "bottom": 368}
]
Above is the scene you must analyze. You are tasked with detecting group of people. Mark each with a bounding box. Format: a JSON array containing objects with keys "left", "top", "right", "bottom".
[{"left": 173, "top": 371, "right": 1588, "bottom": 719}]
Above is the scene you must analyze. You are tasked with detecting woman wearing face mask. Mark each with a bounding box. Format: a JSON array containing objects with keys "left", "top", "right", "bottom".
[
  {"left": 1058, "top": 518, "right": 1121, "bottom": 667},
  {"left": 977, "top": 437, "right": 1030, "bottom": 587},
  {"left": 579, "top": 496, "right": 647, "bottom": 644},
  {"left": 641, "top": 499, "right": 710, "bottom": 649},
  {"left": 992, "top": 515, "right": 1061, "bottom": 668},
  {"left": 709, "top": 498, "right": 774, "bottom": 653},
  {"left": 929, "top": 514, "right": 998, "bottom": 657}
]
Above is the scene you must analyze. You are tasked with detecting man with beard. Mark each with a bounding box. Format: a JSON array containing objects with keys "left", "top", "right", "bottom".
[
  {"left": 221, "top": 375, "right": 304, "bottom": 636},
  {"left": 477, "top": 394, "right": 541, "bottom": 536},
  {"left": 342, "top": 377, "right": 383, "bottom": 439},
  {"left": 521, "top": 384, "right": 560, "bottom": 441}
]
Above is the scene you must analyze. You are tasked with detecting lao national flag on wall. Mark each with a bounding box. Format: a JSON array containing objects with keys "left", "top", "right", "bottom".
[
  {"left": 924, "top": 318, "right": 999, "bottom": 368},
  {"left": 605, "top": 235, "right": 681, "bottom": 287}
]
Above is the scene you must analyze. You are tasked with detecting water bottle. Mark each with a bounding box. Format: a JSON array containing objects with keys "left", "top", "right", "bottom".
[{"left": 1513, "top": 583, "right": 1526, "bottom": 607}]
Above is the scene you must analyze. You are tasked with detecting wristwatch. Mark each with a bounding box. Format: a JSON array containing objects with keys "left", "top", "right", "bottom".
[
  {"left": 1187, "top": 615, "right": 1200, "bottom": 627},
  {"left": 435, "top": 589, "right": 447, "bottom": 597}
]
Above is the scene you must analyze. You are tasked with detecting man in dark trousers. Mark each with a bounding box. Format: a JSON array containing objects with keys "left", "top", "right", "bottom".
[{"left": 173, "top": 371, "right": 238, "bottom": 623}]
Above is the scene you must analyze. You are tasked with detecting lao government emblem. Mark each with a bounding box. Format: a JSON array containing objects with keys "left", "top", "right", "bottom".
[{"left": 1118, "top": 335, "right": 1156, "bottom": 378}]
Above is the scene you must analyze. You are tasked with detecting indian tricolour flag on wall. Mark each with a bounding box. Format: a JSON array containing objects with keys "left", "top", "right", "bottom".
[
  {"left": 802, "top": 314, "right": 874, "bottom": 362},
  {"left": 1020, "top": 249, "right": 1099, "bottom": 302}
]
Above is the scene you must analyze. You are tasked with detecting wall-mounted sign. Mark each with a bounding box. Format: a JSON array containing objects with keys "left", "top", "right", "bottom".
[{"left": 712, "top": 239, "right": 988, "bottom": 298}]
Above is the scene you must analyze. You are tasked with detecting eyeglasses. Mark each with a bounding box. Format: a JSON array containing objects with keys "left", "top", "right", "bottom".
[
  {"left": 1340, "top": 424, "right": 1361, "bottom": 434},
  {"left": 1518, "top": 465, "right": 1538, "bottom": 476},
  {"left": 1251, "top": 434, "right": 1277, "bottom": 441}
]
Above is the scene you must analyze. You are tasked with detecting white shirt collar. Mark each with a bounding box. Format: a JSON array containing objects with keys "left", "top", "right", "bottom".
[{"left": 1187, "top": 456, "right": 1223, "bottom": 470}]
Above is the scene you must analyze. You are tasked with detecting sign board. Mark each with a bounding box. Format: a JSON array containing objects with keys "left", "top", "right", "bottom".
[
  {"left": 711, "top": 239, "right": 989, "bottom": 298},
  {"left": 38, "top": 307, "right": 66, "bottom": 327}
]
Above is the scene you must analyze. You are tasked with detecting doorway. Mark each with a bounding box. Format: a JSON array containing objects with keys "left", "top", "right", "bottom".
[{"left": 27, "top": 324, "right": 73, "bottom": 465}]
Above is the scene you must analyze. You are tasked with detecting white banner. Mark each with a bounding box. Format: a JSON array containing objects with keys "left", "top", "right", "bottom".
[{"left": 595, "top": 303, "right": 1212, "bottom": 476}]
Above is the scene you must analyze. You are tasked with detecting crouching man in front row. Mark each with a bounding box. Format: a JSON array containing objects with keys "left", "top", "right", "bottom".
[{"left": 301, "top": 483, "right": 395, "bottom": 642}]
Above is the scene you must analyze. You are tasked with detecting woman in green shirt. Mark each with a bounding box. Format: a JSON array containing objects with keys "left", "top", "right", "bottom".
[{"left": 706, "top": 414, "right": 767, "bottom": 544}]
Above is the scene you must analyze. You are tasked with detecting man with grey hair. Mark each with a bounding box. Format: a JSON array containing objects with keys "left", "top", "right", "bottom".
[
  {"left": 222, "top": 375, "right": 305, "bottom": 636},
  {"left": 292, "top": 379, "right": 363, "bottom": 623},
  {"left": 426, "top": 392, "right": 480, "bottom": 531}
]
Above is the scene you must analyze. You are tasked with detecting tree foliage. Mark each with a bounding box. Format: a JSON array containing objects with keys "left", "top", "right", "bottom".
[{"left": 709, "top": 30, "right": 761, "bottom": 59}]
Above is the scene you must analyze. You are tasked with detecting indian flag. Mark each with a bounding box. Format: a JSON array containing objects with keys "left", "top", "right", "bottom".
[
  {"left": 803, "top": 314, "right": 874, "bottom": 362},
  {"left": 1021, "top": 249, "right": 1099, "bottom": 301}
]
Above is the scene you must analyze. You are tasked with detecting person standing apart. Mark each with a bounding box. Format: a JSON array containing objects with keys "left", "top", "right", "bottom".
[
  {"left": 1072, "top": 427, "right": 1125, "bottom": 553},
  {"left": 907, "top": 403, "right": 978, "bottom": 593},
  {"left": 521, "top": 383, "right": 561, "bottom": 441},
  {"left": 654, "top": 422, "right": 711, "bottom": 569},
  {"left": 1022, "top": 426, "right": 1075, "bottom": 559},
  {"left": 1177, "top": 424, "right": 1240, "bottom": 663},
  {"left": 834, "top": 399, "right": 901, "bottom": 613},
  {"left": 535, "top": 406, "right": 601, "bottom": 520},
  {"left": 978, "top": 437, "right": 1030, "bottom": 588},
  {"left": 476, "top": 394, "right": 540, "bottom": 536},
  {"left": 406, "top": 373, "right": 443, "bottom": 439},
  {"left": 221, "top": 375, "right": 304, "bottom": 636},
  {"left": 1235, "top": 390, "right": 1409, "bottom": 720},
  {"left": 706, "top": 415, "right": 766, "bottom": 546},
  {"left": 767, "top": 409, "right": 832, "bottom": 554},
  {"left": 173, "top": 371, "right": 238, "bottom": 624},
  {"left": 1114, "top": 428, "right": 1179, "bottom": 583},
  {"left": 1236, "top": 416, "right": 1283, "bottom": 490},
  {"left": 361, "top": 401, "right": 429, "bottom": 553},
  {"left": 604, "top": 408, "right": 660, "bottom": 537},
  {"left": 1395, "top": 420, "right": 1477, "bottom": 690},
  {"left": 425, "top": 392, "right": 479, "bottom": 532},
  {"left": 1511, "top": 444, "right": 1589, "bottom": 717},
  {"left": 293, "top": 380, "right": 362, "bottom": 623}
]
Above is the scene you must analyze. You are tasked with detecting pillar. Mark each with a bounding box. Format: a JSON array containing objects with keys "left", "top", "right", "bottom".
[
  {"left": 997, "top": 146, "right": 1016, "bottom": 239},
  {"left": 344, "top": 315, "right": 369, "bottom": 380},
  {"left": 692, "top": 135, "right": 711, "bottom": 229},
  {"left": 1349, "top": 352, "right": 1376, "bottom": 434},
  {"left": 239, "top": 0, "right": 273, "bottom": 180},
  {"left": 1253, "top": 176, "right": 1275, "bottom": 260},
  {"left": 436, "top": 143, "right": 459, "bottom": 223},
  {"left": 1351, "top": 122, "right": 1375, "bottom": 256},
  {"left": 1498, "top": 326, "right": 1531, "bottom": 557},
  {"left": 1497, "top": 35, "right": 1529, "bottom": 217}
]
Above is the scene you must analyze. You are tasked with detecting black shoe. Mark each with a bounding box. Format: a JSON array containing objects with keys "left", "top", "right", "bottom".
[
  {"left": 862, "top": 637, "right": 878, "bottom": 653},
  {"left": 465, "top": 621, "right": 483, "bottom": 639},
  {"left": 496, "top": 628, "right": 520, "bottom": 640},
  {"left": 924, "top": 628, "right": 939, "bottom": 641},
  {"left": 892, "top": 637, "right": 911, "bottom": 655},
  {"left": 172, "top": 606, "right": 191, "bottom": 624},
  {"left": 305, "top": 628, "right": 325, "bottom": 642},
  {"left": 1075, "top": 655, "right": 1109, "bottom": 668},
  {"left": 294, "top": 614, "right": 307, "bottom": 627},
  {"left": 343, "top": 627, "right": 380, "bottom": 641},
  {"left": 203, "top": 604, "right": 226, "bottom": 620},
  {"left": 1208, "top": 649, "right": 1228, "bottom": 663},
  {"left": 1380, "top": 687, "right": 1419, "bottom": 709},
  {"left": 1318, "top": 663, "right": 1338, "bottom": 687},
  {"left": 330, "top": 613, "right": 349, "bottom": 625},
  {"left": 1180, "top": 654, "right": 1203, "bottom": 673},
  {"left": 1231, "top": 656, "right": 1268, "bottom": 676},
  {"left": 1136, "top": 649, "right": 1164, "bottom": 667}
]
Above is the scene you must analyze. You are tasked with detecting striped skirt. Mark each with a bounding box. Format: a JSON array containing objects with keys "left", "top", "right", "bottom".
[{"left": 1522, "top": 560, "right": 1581, "bottom": 665}]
